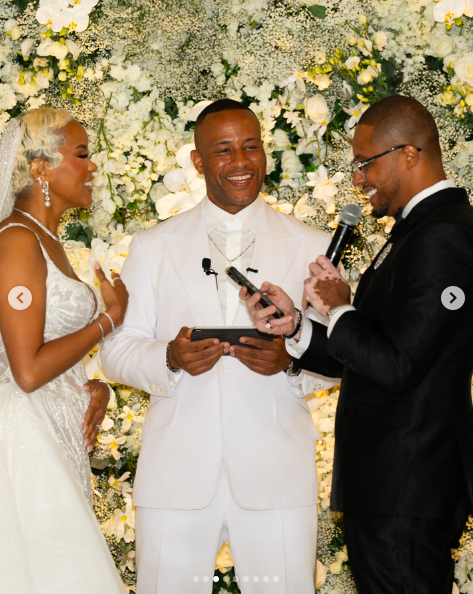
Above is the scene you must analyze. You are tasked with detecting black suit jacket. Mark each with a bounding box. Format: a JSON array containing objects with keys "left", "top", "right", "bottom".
[{"left": 300, "top": 188, "right": 473, "bottom": 520}]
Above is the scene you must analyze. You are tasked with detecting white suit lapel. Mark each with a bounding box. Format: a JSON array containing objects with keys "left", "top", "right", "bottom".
[
  {"left": 162, "top": 201, "right": 224, "bottom": 326},
  {"left": 232, "top": 203, "right": 304, "bottom": 326}
]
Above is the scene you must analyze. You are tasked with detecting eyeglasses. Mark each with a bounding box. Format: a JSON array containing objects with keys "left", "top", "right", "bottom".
[{"left": 352, "top": 145, "right": 422, "bottom": 179}]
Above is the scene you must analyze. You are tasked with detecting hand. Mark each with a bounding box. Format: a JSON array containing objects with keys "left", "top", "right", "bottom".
[
  {"left": 82, "top": 379, "right": 110, "bottom": 453},
  {"left": 94, "top": 262, "right": 129, "bottom": 328},
  {"left": 303, "top": 255, "right": 351, "bottom": 318},
  {"left": 168, "top": 327, "right": 229, "bottom": 376},
  {"left": 239, "top": 282, "right": 298, "bottom": 336},
  {"left": 230, "top": 335, "right": 292, "bottom": 375}
]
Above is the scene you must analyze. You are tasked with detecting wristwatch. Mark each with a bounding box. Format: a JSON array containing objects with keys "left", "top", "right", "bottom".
[{"left": 285, "top": 359, "right": 302, "bottom": 377}]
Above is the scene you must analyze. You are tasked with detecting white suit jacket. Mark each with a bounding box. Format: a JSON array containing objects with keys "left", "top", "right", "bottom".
[{"left": 100, "top": 199, "right": 337, "bottom": 510}]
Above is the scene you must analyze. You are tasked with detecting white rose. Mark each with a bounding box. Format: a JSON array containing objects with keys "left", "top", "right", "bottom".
[
  {"left": 453, "top": 151, "right": 470, "bottom": 168},
  {"left": 0, "top": 84, "right": 17, "bottom": 111},
  {"left": 21, "top": 39, "right": 36, "bottom": 59},
  {"left": 11, "top": 26, "right": 21, "bottom": 40},
  {"left": 314, "top": 74, "right": 332, "bottom": 90},
  {"left": 303, "top": 94, "right": 329, "bottom": 124},
  {"left": 454, "top": 52, "right": 473, "bottom": 86},
  {"left": 58, "top": 71, "right": 67, "bottom": 81},
  {"left": 271, "top": 128, "right": 290, "bottom": 151},
  {"left": 345, "top": 56, "right": 360, "bottom": 70},
  {"left": 90, "top": 208, "right": 112, "bottom": 227},
  {"left": 358, "top": 70, "right": 373, "bottom": 84},
  {"left": 4, "top": 19, "right": 17, "bottom": 32},
  {"left": 48, "top": 41, "right": 68, "bottom": 60},
  {"left": 373, "top": 31, "right": 388, "bottom": 50},
  {"left": 33, "top": 57, "right": 49, "bottom": 68},
  {"left": 36, "top": 38, "right": 53, "bottom": 57},
  {"left": 211, "top": 62, "right": 225, "bottom": 77},
  {"left": 428, "top": 34, "right": 454, "bottom": 58},
  {"left": 281, "top": 149, "right": 303, "bottom": 173},
  {"left": 149, "top": 182, "right": 169, "bottom": 203},
  {"left": 65, "top": 39, "right": 80, "bottom": 61}
]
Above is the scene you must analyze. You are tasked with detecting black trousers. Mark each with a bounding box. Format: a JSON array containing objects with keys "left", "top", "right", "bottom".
[{"left": 343, "top": 513, "right": 466, "bottom": 594}]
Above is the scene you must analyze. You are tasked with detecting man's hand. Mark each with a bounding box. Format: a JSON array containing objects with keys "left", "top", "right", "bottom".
[
  {"left": 168, "top": 327, "right": 229, "bottom": 376},
  {"left": 230, "top": 335, "right": 292, "bottom": 375},
  {"left": 303, "top": 255, "right": 351, "bottom": 318},
  {"left": 82, "top": 379, "right": 110, "bottom": 453},
  {"left": 239, "top": 282, "right": 298, "bottom": 336}
]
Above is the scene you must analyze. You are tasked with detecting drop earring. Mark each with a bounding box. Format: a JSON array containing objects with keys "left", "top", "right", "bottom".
[{"left": 38, "top": 177, "right": 51, "bottom": 208}]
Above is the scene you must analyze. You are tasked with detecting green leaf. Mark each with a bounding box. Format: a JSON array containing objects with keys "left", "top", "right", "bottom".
[{"left": 308, "top": 5, "right": 327, "bottom": 19}]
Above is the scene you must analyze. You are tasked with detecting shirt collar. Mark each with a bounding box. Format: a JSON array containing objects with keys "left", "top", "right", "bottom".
[
  {"left": 402, "top": 179, "right": 456, "bottom": 218},
  {"left": 204, "top": 194, "right": 263, "bottom": 233}
]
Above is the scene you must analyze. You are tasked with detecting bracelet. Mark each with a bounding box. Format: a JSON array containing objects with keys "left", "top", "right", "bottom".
[
  {"left": 166, "top": 340, "right": 181, "bottom": 373},
  {"left": 95, "top": 318, "right": 106, "bottom": 344},
  {"left": 283, "top": 308, "right": 302, "bottom": 339},
  {"left": 327, "top": 303, "right": 352, "bottom": 321},
  {"left": 102, "top": 311, "right": 115, "bottom": 332}
]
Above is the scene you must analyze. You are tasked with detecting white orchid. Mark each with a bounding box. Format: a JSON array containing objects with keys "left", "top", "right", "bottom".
[
  {"left": 187, "top": 100, "right": 213, "bottom": 121},
  {"left": 282, "top": 68, "right": 308, "bottom": 92},
  {"left": 105, "top": 501, "right": 135, "bottom": 542},
  {"left": 280, "top": 170, "right": 303, "bottom": 189},
  {"left": 343, "top": 101, "right": 369, "bottom": 130},
  {"left": 97, "top": 433, "right": 127, "bottom": 460},
  {"left": 306, "top": 166, "right": 344, "bottom": 202},
  {"left": 156, "top": 143, "right": 206, "bottom": 220},
  {"left": 68, "top": 0, "right": 98, "bottom": 13},
  {"left": 270, "top": 199, "right": 294, "bottom": 214},
  {"left": 107, "top": 472, "right": 133, "bottom": 502},
  {"left": 294, "top": 193, "right": 316, "bottom": 219},
  {"left": 61, "top": 5, "right": 89, "bottom": 32},
  {"left": 117, "top": 404, "right": 143, "bottom": 432},
  {"left": 433, "top": 0, "right": 466, "bottom": 23},
  {"left": 118, "top": 550, "right": 136, "bottom": 573}
]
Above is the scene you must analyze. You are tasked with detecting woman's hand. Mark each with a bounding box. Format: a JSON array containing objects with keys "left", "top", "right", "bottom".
[
  {"left": 94, "top": 262, "right": 129, "bottom": 327},
  {"left": 82, "top": 379, "right": 111, "bottom": 453}
]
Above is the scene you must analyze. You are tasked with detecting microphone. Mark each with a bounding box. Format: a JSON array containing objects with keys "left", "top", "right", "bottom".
[
  {"left": 325, "top": 204, "right": 362, "bottom": 267},
  {"left": 202, "top": 258, "right": 218, "bottom": 289}
]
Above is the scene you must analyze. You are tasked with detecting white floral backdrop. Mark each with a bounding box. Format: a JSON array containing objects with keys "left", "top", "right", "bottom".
[{"left": 2, "top": 0, "right": 473, "bottom": 591}]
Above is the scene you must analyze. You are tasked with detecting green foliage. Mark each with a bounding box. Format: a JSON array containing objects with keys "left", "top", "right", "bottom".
[{"left": 308, "top": 5, "right": 327, "bottom": 19}]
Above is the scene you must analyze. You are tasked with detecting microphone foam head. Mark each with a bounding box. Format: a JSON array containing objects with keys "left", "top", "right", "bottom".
[
  {"left": 340, "top": 203, "right": 362, "bottom": 226},
  {"left": 202, "top": 258, "right": 211, "bottom": 269}
]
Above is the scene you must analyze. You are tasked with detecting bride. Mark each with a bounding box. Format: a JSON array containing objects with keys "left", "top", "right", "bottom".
[{"left": 0, "top": 108, "right": 128, "bottom": 593}]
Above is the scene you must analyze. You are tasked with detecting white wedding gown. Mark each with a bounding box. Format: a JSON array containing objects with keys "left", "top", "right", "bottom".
[{"left": 0, "top": 223, "right": 125, "bottom": 593}]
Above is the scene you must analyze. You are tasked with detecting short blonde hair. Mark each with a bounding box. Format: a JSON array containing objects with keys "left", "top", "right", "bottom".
[{"left": 12, "top": 108, "right": 74, "bottom": 197}]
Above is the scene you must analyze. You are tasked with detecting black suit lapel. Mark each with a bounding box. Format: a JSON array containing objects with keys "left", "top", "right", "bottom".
[{"left": 353, "top": 188, "right": 469, "bottom": 306}]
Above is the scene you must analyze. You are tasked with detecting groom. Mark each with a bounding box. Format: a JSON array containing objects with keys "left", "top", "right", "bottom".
[
  {"left": 100, "top": 99, "right": 337, "bottom": 594},
  {"left": 241, "top": 96, "right": 473, "bottom": 594}
]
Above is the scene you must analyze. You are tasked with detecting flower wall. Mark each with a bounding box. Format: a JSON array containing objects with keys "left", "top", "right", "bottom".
[{"left": 3, "top": 0, "right": 473, "bottom": 591}]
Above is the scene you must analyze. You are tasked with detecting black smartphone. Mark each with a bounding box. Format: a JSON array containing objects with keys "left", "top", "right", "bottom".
[
  {"left": 191, "top": 327, "right": 273, "bottom": 355},
  {"left": 225, "top": 266, "right": 284, "bottom": 319}
]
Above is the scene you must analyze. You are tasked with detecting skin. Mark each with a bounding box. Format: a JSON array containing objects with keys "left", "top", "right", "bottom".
[
  {"left": 240, "top": 122, "right": 447, "bottom": 332},
  {"left": 167, "top": 109, "right": 291, "bottom": 375},
  {"left": 0, "top": 119, "right": 129, "bottom": 452}
]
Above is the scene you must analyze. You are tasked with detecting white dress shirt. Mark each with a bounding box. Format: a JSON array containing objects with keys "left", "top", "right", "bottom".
[
  {"left": 205, "top": 195, "right": 262, "bottom": 324},
  {"left": 287, "top": 178, "right": 457, "bottom": 358}
]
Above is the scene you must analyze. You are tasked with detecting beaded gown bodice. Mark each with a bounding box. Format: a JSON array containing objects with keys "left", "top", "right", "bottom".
[{"left": 0, "top": 223, "right": 100, "bottom": 506}]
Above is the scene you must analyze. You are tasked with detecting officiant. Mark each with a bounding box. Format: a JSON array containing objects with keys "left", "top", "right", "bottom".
[
  {"left": 100, "top": 98, "right": 338, "bottom": 594},
  {"left": 241, "top": 96, "right": 473, "bottom": 594}
]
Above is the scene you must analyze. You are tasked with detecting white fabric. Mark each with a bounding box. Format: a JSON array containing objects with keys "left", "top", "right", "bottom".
[
  {"left": 205, "top": 195, "right": 261, "bottom": 324},
  {"left": 0, "top": 119, "right": 21, "bottom": 222},
  {"left": 99, "top": 199, "right": 338, "bottom": 511},
  {"left": 402, "top": 178, "right": 456, "bottom": 218},
  {"left": 135, "top": 465, "right": 318, "bottom": 594},
  {"left": 0, "top": 223, "right": 124, "bottom": 593}
]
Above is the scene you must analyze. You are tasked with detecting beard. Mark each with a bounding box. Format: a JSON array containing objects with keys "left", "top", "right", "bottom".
[{"left": 371, "top": 179, "right": 400, "bottom": 218}]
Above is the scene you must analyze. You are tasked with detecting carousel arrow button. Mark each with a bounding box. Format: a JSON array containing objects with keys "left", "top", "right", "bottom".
[
  {"left": 441, "top": 286, "right": 465, "bottom": 311},
  {"left": 8, "top": 286, "right": 32, "bottom": 311}
]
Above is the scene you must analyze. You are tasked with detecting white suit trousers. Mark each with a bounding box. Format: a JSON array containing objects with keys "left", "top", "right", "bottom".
[{"left": 135, "top": 465, "right": 318, "bottom": 594}]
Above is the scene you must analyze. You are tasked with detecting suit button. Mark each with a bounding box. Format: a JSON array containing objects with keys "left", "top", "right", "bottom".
[
  {"left": 148, "top": 384, "right": 153, "bottom": 392},
  {"left": 309, "top": 382, "right": 323, "bottom": 392},
  {"left": 157, "top": 387, "right": 166, "bottom": 394},
  {"left": 218, "top": 364, "right": 225, "bottom": 373}
]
